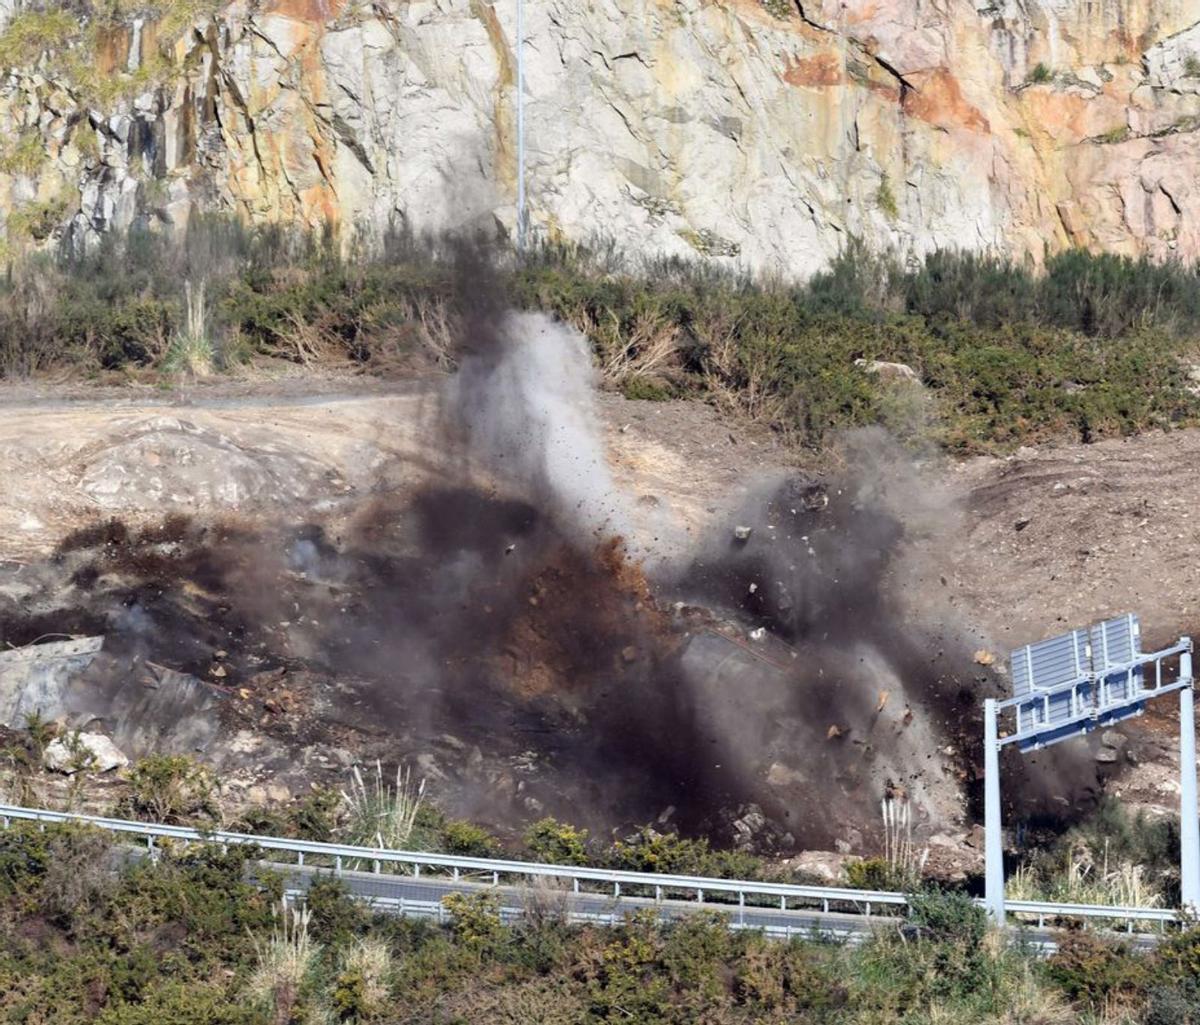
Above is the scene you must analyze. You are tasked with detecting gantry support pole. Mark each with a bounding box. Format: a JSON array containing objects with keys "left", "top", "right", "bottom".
[
  {"left": 984, "top": 698, "right": 1005, "bottom": 926},
  {"left": 1179, "top": 645, "right": 1200, "bottom": 915}
]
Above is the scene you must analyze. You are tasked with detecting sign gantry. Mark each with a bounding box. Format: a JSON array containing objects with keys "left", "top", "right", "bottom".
[{"left": 983, "top": 614, "right": 1198, "bottom": 923}]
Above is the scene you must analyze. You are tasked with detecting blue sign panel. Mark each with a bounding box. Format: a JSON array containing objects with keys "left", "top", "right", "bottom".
[
  {"left": 1091, "top": 614, "right": 1145, "bottom": 727},
  {"left": 1008, "top": 614, "right": 1144, "bottom": 751}
]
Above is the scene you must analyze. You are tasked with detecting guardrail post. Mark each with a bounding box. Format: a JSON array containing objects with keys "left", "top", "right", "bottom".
[
  {"left": 335, "top": 856, "right": 342, "bottom": 876},
  {"left": 1179, "top": 648, "right": 1200, "bottom": 916},
  {"left": 297, "top": 852, "right": 304, "bottom": 867},
  {"left": 984, "top": 698, "right": 1006, "bottom": 926}
]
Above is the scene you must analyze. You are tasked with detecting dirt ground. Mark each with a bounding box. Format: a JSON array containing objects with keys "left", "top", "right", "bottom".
[
  {"left": 1, "top": 370, "right": 1196, "bottom": 832},
  {"left": 5, "top": 374, "right": 1193, "bottom": 646}
]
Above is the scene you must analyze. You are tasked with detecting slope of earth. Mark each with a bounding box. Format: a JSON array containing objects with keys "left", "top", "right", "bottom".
[
  {"left": 0, "top": 373, "right": 1194, "bottom": 851},
  {"left": 0, "top": 377, "right": 789, "bottom": 561},
  {"left": 904, "top": 433, "right": 1200, "bottom": 822}
]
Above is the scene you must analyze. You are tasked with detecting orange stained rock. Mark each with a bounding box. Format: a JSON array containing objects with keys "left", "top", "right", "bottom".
[
  {"left": 902, "top": 68, "right": 990, "bottom": 134},
  {"left": 783, "top": 51, "right": 843, "bottom": 88},
  {"left": 264, "top": 0, "right": 347, "bottom": 22}
]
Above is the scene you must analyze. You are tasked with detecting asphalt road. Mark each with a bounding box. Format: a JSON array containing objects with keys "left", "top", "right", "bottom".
[{"left": 262, "top": 861, "right": 1166, "bottom": 952}]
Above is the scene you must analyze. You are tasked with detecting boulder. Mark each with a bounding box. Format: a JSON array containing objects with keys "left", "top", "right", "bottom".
[
  {"left": 43, "top": 732, "right": 128, "bottom": 774},
  {"left": 854, "top": 359, "right": 921, "bottom": 384},
  {"left": 790, "top": 850, "right": 860, "bottom": 884}
]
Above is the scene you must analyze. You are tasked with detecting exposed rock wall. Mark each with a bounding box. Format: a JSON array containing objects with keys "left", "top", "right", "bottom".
[{"left": 0, "top": 0, "right": 1198, "bottom": 274}]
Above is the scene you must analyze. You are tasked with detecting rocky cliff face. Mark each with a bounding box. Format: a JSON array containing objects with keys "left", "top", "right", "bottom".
[{"left": 1, "top": 0, "right": 1198, "bottom": 274}]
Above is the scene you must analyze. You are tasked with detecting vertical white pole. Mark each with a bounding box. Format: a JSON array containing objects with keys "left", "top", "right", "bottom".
[
  {"left": 1179, "top": 647, "right": 1199, "bottom": 914},
  {"left": 984, "top": 698, "right": 1005, "bottom": 925},
  {"left": 515, "top": 0, "right": 526, "bottom": 251}
]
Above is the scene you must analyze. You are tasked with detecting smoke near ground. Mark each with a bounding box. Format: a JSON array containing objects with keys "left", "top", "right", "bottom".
[{"left": 0, "top": 290, "right": 1110, "bottom": 859}]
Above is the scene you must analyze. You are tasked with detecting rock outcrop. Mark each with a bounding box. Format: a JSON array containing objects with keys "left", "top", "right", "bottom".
[{"left": 0, "top": 0, "right": 1198, "bottom": 273}]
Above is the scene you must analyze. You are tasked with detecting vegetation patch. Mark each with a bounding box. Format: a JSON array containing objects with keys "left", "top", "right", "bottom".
[
  {"left": 2, "top": 221, "right": 1199, "bottom": 453},
  {"left": 1026, "top": 62, "right": 1054, "bottom": 84},
  {"left": 0, "top": 0, "right": 224, "bottom": 111},
  {"left": 0, "top": 822, "right": 1196, "bottom": 1024}
]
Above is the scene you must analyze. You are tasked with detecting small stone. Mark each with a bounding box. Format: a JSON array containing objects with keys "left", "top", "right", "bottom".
[
  {"left": 1096, "top": 747, "right": 1119, "bottom": 763},
  {"left": 733, "top": 525, "right": 752, "bottom": 541},
  {"left": 766, "top": 762, "right": 803, "bottom": 787},
  {"left": 1101, "top": 730, "right": 1127, "bottom": 749},
  {"left": 416, "top": 752, "right": 446, "bottom": 780}
]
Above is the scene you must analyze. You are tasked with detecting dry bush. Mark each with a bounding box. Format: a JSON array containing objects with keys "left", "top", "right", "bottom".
[
  {"left": 518, "top": 875, "right": 572, "bottom": 930},
  {"left": 332, "top": 936, "right": 393, "bottom": 1020},
  {"left": 599, "top": 306, "right": 681, "bottom": 385},
  {"left": 439, "top": 976, "right": 586, "bottom": 1025},
  {"left": 270, "top": 310, "right": 345, "bottom": 366},
  {"left": 411, "top": 293, "right": 458, "bottom": 369},
  {"left": 340, "top": 760, "right": 425, "bottom": 850},
  {"left": 248, "top": 898, "right": 320, "bottom": 1024},
  {"left": 38, "top": 826, "right": 117, "bottom": 923}
]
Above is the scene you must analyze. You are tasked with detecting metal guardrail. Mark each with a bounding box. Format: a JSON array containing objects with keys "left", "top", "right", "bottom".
[
  {"left": 0, "top": 804, "right": 905, "bottom": 914},
  {"left": 1006, "top": 899, "right": 1180, "bottom": 932},
  {"left": 279, "top": 889, "right": 870, "bottom": 943},
  {"left": 0, "top": 804, "right": 1186, "bottom": 934}
]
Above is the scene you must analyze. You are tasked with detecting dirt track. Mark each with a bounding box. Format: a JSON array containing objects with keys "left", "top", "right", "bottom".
[{"left": 2, "top": 376, "right": 1197, "bottom": 650}]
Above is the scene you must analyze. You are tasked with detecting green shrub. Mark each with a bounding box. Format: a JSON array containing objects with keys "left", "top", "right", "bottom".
[
  {"left": 302, "top": 876, "right": 366, "bottom": 946},
  {"left": 877, "top": 174, "right": 899, "bottom": 220},
  {"left": 1143, "top": 983, "right": 1200, "bottom": 1025},
  {"left": 847, "top": 856, "right": 909, "bottom": 891},
  {"left": 443, "top": 891, "right": 504, "bottom": 950},
  {"left": 440, "top": 819, "right": 501, "bottom": 857},
  {"left": 0, "top": 821, "right": 53, "bottom": 895},
  {"left": 524, "top": 817, "right": 590, "bottom": 865},
  {"left": 620, "top": 376, "right": 675, "bottom": 401},
  {"left": 1027, "top": 62, "right": 1054, "bottom": 84},
  {"left": 95, "top": 981, "right": 258, "bottom": 1025},
  {"left": 3, "top": 222, "right": 1200, "bottom": 453},
  {"left": 123, "top": 754, "right": 218, "bottom": 825},
  {"left": 289, "top": 787, "right": 340, "bottom": 843},
  {"left": 1042, "top": 931, "right": 1146, "bottom": 1005},
  {"left": 906, "top": 887, "right": 988, "bottom": 947}
]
